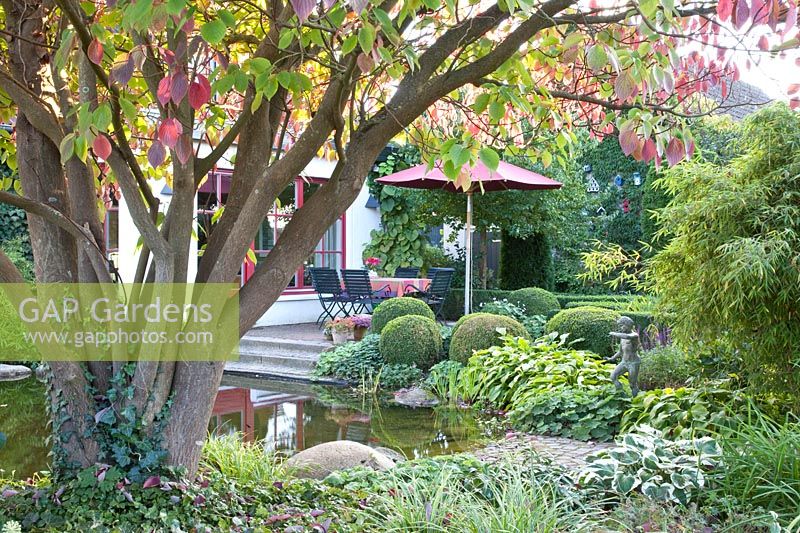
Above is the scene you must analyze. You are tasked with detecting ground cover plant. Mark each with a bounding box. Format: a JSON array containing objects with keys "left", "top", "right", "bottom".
[
  {"left": 458, "top": 335, "right": 629, "bottom": 441},
  {"left": 313, "top": 334, "right": 422, "bottom": 390}
]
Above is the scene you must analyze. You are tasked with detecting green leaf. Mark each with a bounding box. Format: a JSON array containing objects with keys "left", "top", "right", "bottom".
[
  {"left": 278, "top": 28, "right": 294, "bottom": 49},
  {"left": 74, "top": 135, "right": 88, "bottom": 162},
  {"left": 262, "top": 76, "right": 278, "bottom": 99},
  {"left": 358, "top": 24, "right": 376, "bottom": 54},
  {"left": 478, "top": 147, "right": 499, "bottom": 171},
  {"left": 586, "top": 44, "right": 608, "bottom": 72},
  {"left": 276, "top": 71, "right": 292, "bottom": 89},
  {"left": 473, "top": 93, "right": 491, "bottom": 114},
  {"left": 342, "top": 35, "right": 358, "bottom": 55},
  {"left": 59, "top": 133, "right": 76, "bottom": 165},
  {"left": 218, "top": 9, "right": 236, "bottom": 27},
  {"left": 166, "top": 0, "right": 184, "bottom": 15},
  {"left": 93, "top": 103, "right": 112, "bottom": 131},
  {"left": 488, "top": 101, "right": 505, "bottom": 122},
  {"left": 200, "top": 20, "right": 227, "bottom": 45}
]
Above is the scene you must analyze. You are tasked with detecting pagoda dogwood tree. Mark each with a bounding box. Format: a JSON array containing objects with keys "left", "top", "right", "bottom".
[{"left": 0, "top": 0, "right": 797, "bottom": 475}]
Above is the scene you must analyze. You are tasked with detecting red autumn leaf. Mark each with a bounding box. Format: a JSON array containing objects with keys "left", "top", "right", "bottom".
[
  {"left": 665, "top": 138, "right": 686, "bottom": 166},
  {"left": 757, "top": 35, "right": 769, "bottom": 51},
  {"left": 171, "top": 72, "right": 188, "bottom": 104},
  {"left": 721, "top": 80, "right": 728, "bottom": 99},
  {"left": 783, "top": 2, "right": 797, "bottom": 38},
  {"left": 790, "top": 98, "right": 800, "bottom": 110},
  {"left": 142, "top": 476, "right": 161, "bottom": 489},
  {"left": 734, "top": 0, "right": 750, "bottom": 29},
  {"left": 188, "top": 74, "right": 211, "bottom": 110},
  {"left": 750, "top": 0, "right": 767, "bottom": 23},
  {"left": 642, "top": 138, "right": 657, "bottom": 163},
  {"left": 614, "top": 70, "right": 637, "bottom": 102},
  {"left": 158, "top": 118, "right": 182, "bottom": 148},
  {"left": 350, "top": 0, "right": 368, "bottom": 14},
  {"left": 686, "top": 139, "right": 696, "bottom": 159},
  {"left": 788, "top": 84, "right": 800, "bottom": 95},
  {"left": 92, "top": 135, "right": 112, "bottom": 160},
  {"left": 290, "top": 0, "right": 315, "bottom": 23},
  {"left": 175, "top": 135, "right": 192, "bottom": 165},
  {"left": 356, "top": 52, "right": 374, "bottom": 73},
  {"left": 717, "top": 0, "right": 734, "bottom": 20},
  {"left": 147, "top": 140, "right": 166, "bottom": 167},
  {"left": 111, "top": 55, "right": 135, "bottom": 86},
  {"left": 157, "top": 76, "right": 172, "bottom": 107},
  {"left": 618, "top": 126, "right": 638, "bottom": 157},
  {"left": 88, "top": 39, "right": 104, "bottom": 65}
]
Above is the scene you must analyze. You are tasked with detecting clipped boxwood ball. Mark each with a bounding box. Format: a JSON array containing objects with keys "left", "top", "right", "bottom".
[
  {"left": 372, "top": 297, "right": 435, "bottom": 334},
  {"left": 545, "top": 306, "right": 621, "bottom": 357},
  {"left": 451, "top": 312, "right": 495, "bottom": 337},
  {"left": 508, "top": 287, "right": 561, "bottom": 316},
  {"left": 380, "top": 315, "right": 442, "bottom": 369},
  {"left": 449, "top": 313, "right": 528, "bottom": 364}
]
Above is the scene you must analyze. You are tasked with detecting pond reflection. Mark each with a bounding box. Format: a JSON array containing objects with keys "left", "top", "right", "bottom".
[{"left": 211, "top": 376, "right": 490, "bottom": 459}]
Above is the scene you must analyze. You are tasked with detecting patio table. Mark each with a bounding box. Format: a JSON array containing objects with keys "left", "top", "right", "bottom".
[{"left": 370, "top": 277, "right": 431, "bottom": 298}]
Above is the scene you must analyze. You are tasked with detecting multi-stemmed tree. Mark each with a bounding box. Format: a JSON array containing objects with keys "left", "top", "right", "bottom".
[{"left": 0, "top": 0, "right": 796, "bottom": 475}]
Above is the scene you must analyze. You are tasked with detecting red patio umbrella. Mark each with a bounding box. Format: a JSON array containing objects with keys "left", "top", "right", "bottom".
[{"left": 376, "top": 159, "right": 562, "bottom": 314}]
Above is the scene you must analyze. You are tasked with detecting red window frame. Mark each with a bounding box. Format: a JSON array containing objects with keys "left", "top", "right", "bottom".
[{"left": 203, "top": 171, "right": 346, "bottom": 294}]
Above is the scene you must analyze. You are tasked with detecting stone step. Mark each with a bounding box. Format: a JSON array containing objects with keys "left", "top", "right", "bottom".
[
  {"left": 236, "top": 349, "right": 319, "bottom": 372},
  {"left": 239, "top": 335, "right": 330, "bottom": 356}
]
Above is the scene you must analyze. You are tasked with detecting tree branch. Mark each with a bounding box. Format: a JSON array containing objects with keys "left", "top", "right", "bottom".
[{"left": 0, "top": 67, "right": 64, "bottom": 145}]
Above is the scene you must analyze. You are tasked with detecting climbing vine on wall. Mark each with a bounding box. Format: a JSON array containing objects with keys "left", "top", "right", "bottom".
[{"left": 363, "top": 145, "right": 429, "bottom": 276}]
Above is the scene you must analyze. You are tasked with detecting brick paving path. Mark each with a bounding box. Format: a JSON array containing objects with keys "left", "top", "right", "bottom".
[{"left": 475, "top": 431, "right": 614, "bottom": 471}]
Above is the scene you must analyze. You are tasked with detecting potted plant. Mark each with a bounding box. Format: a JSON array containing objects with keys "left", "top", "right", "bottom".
[
  {"left": 351, "top": 315, "right": 372, "bottom": 341},
  {"left": 322, "top": 320, "right": 333, "bottom": 341},
  {"left": 330, "top": 317, "right": 354, "bottom": 345},
  {"left": 364, "top": 256, "right": 381, "bottom": 277}
]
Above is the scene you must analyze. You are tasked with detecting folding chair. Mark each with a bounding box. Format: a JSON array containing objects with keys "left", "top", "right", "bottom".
[
  {"left": 394, "top": 266, "right": 420, "bottom": 278},
  {"left": 341, "top": 269, "right": 389, "bottom": 314},
  {"left": 309, "top": 267, "right": 352, "bottom": 326},
  {"left": 414, "top": 268, "right": 455, "bottom": 320}
]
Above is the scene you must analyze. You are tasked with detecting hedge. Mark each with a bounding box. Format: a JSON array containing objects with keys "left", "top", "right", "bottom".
[
  {"left": 499, "top": 231, "right": 554, "bottom": 291},
  {"left": 554, "top": 293, "right": 637, "bottom": 308},
  {"left": 507, "top": 287, "right": 560, "bottom": 317}
]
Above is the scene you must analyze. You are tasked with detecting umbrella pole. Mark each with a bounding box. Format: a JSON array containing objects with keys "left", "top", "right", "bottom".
[{"left": 464, "top": 191, "right": 473, "bottom": 316}]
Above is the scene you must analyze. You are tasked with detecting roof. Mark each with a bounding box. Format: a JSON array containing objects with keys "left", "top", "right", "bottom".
[{"left": 706, "top": 80, "right": 773, "bottom": 121}]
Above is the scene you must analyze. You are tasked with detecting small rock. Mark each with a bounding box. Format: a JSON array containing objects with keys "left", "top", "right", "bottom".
[
  {"left": 0, "top": 364, "right": 31, "bottom": 382},
  {"left": 284, "top": 441, "right": 395, "bottom": 480},
  {"left": 394, "top": 386, "right": 439, "bottom": 408}
]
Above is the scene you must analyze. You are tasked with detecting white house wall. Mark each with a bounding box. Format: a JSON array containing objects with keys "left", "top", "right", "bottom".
[{"left": 116, "top": 147, "right": 381, "bottom": 327}]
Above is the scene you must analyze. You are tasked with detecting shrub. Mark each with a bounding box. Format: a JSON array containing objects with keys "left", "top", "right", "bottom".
[
  {"left": 378, "top": 364, "right": 423, "bottom": 389},
  {"left": 371, "top": 297, "right": 435, "bottom": 333},
  {"left": 637, "top": 345, "right": 695, "bottom": 390},
  {"left": 448, "top": 314, "right": 527, "bottom": 364},
  {"left": 619, "top": 383, "right": 744, "bottom": 439},
  {"left": 577, "top": 426, "right": 722, "bottom": 505},
  {"left": 649, "top": 104, "right": 800, "bottom": 399},
  {"left": 554, "top": 293, "right": 636, "bottom": 308},
  {"left": 380, "top": 315, "right": 442, "bottom": 369},
  {"left": 441, "top": 289, "right": 511, "bottom": 320},
  {"left": 507, "top": 287, "right": 560, "bottom": 317},
  {"left": 545, "top": 306, "right": 620, "bottom": 357},
  {"left": 314, "top": 334, "right": 383, "bottom": 382},
  {"left": 459, "top": 335, "right": 628, "bottom": 441},
  {"left": 479, "top": 299, "right": 547, "bottom": 338}
]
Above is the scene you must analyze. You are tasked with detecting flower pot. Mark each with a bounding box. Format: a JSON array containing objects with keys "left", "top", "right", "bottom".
[
  {"left": 331, "top": 330, "right": 350, "bottom": 345},
  {"left": 353, "top": 326, "right": 368, "bottom": 341}
]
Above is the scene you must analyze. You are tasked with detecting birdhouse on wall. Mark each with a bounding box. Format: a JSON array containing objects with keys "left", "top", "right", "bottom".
[
  {"left": 584, "top": 164, "right": 600, "bottom": 193},
  {"left": 633, "top": 171, "right": 642, "bottom": 186}
]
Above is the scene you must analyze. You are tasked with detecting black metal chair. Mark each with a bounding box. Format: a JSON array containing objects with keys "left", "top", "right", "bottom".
[
  {"left": 414, "top": 268, "right": 455, "bottom": 320},
  {"left": 341, "top": 269, "right": 389, "bottom": 314},
  {"left": 394, "top": 266, "right": 420, "bottom": 278},
  {"left": 309, "top": 267, "right": 352, "bottom": 325}
]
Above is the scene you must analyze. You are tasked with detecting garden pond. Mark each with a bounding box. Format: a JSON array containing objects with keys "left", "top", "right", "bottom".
[{"left": 0, "top": 373, "right": 495, "bottom": 479}]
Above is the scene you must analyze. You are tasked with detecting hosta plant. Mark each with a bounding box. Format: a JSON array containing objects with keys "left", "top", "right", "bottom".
[
  {"left": 577, "top": 425, "right": 722, "bottom": 505},
  {"left": 620, "top": 383, "right": 744, "bottom": 439}
]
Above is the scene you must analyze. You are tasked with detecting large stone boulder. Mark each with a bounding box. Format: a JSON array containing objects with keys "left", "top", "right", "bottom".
[
  {"left": 0, "top": 364, "right": 31, "bottom": 381},
  {"left": 284, "top": 440, "right": 396, "bottom": 479}
]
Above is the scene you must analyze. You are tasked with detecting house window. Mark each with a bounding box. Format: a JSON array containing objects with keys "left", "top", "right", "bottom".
[{"left": 200, "top": 171, "right": 345, "bottom": 292}]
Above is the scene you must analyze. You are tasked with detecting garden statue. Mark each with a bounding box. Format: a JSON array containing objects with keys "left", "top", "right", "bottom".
[{"left": 607, "top": 316, "right": 641, "bottom": 397}]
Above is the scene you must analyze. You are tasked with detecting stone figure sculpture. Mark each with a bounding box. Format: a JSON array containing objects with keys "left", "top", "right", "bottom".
[{"left": 607, "top": 316, "right": 641, "bottom": 397}]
